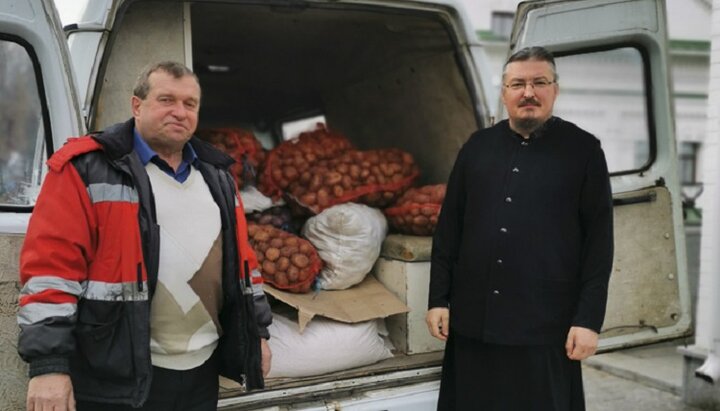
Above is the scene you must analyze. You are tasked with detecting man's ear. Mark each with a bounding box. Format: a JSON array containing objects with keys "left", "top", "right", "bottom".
[{"left": 131, "top": 96, "right": 142, "bottom": 117}]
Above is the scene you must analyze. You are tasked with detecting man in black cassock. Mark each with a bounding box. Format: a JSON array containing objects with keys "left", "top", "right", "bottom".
[{"left": 426, "top": 46, "right": 613, "bottom": 411}]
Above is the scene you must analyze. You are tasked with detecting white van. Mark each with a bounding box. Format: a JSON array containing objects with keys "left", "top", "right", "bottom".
[{"left": 0, "top": 0, "right": 691, "bottom": 409}]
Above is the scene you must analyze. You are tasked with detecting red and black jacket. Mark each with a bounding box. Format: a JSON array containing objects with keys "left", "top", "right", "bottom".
[{"left": 17, "top": 119, "right": 272, "bottom": 407}]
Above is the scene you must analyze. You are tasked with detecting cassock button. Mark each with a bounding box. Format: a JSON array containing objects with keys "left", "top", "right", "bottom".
[
  {"left": 512, "top": 167, "right": 520, "bottom": 173},
  {"left": 505, "top": 197, "right": 512, "bottom": 203},
  {"left": 493, "top": 290, "right": 500, "bottom": 295},
  {"left": 496, "top": 259, "right": 503, "bottom": 264},
  {"left": 500, "top": 227, "right": 508, "bottom": 233}
]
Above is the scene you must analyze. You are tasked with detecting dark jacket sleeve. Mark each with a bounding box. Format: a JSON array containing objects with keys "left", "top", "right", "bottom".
[
  {"left": 572, "top": 143, "right": 614, "bottom": 332},
  {"left": 429, "top": 143, "right": 468, "bottom": 309}
]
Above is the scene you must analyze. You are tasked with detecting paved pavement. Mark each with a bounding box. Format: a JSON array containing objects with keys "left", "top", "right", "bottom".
[
  {"left": 584, "top": 366, "right": 702, "bottom": 411},
  {"left": 583, "top": 339, "right": 707, "bottom": 411}
]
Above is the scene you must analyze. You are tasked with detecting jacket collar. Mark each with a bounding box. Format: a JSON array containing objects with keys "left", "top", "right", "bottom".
[{"left": 91, "top": 118, "right": 235, "bottom": 169}]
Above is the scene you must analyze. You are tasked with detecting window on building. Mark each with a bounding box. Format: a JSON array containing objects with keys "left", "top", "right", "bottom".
[
  {"left": 491, "top": 11, "right": 514, "bottom": 40},
  {"left": 553, "top": 47, "right": 650, "bottom": 174},
  {"left": 634, "top": 140, "right": 649, "bottom": 170},
  {"left": 679, "top": 142, "right": 700, "bottom": 185},
  {"left": 0, "top": 39, "right": 45, "bottom": 207}
]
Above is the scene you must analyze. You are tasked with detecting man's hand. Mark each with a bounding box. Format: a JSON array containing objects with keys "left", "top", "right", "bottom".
[
  {"left": 565, "top": 326, "right": 599, "bottom": 361},
  {"left": 426, "top": 307, "right": 450, "bottom": 341},
  {"left": 260, "top": 338, "right": 272, "bottom": 377},
  {"left": 27, "top": 373, "right": 75, "bottom": 411}
]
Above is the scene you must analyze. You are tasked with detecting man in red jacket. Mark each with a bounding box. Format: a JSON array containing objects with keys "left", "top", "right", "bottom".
[{"left": 18, "top": 61, "right": 272, "bottom": 411}]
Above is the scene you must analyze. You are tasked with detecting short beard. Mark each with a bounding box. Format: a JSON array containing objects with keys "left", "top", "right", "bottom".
[{"left": 514, "top": 117, "right": 544, "bottom": 135}]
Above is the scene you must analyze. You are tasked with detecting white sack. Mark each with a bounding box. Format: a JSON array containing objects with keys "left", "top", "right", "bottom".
[
  {"left": 302, "top": 203, "right": 387, "bottom": 290},
  {"left": 267, "top": 314, "right": 393, "bottom": 378},
  {"left": 240, "top": 185, "right": 280, "bottom": 213}
]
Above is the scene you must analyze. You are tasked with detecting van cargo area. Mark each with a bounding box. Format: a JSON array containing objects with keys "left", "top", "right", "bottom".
[
  {"left": 92, "top": 0, "right": 484, "bottom": 406},
  {"left": 96, "top": 1, "right": 482, "bottom": 186}
]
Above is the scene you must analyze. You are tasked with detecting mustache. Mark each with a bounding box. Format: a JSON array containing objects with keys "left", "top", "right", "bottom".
[{"left": 519, "top": 98, "right": 540, "bottom": 107}]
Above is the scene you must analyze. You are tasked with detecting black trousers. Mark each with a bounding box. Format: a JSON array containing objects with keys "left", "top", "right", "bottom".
[
  {"left": 77, "top": 353, "right": 219, "bottom": 411},
  {"left": 437, "top": 333, "right": 585, "bottom": 411}
]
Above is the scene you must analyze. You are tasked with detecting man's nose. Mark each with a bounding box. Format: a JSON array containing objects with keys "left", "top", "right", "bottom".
[
  {"left": 171, "top": 101, "right": 187, "bottom": 118},
  {"left": 522, "top": 84, "right": 536, "bottom": 98}
]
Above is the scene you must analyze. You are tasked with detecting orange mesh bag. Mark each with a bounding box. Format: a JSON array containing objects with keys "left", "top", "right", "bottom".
[
  {"left": 285, "top": 148, "right": 420, "bottom": 215},
  {"left": 197, "top": 128, "right": 266, "bottom": 188},
  {"left": 384, "top": 184, "right": 446, "bottom": 236},
  {"left": 247, "top": 223, "right": 322, "bottom": 293},
  {"left": 257, "top": 124, "right": 353, "bottom": 199}
]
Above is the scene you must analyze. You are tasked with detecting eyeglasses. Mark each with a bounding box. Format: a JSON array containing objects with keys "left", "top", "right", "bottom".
[{"left": 504, "top": 79, "right": 556, "bottom": 91}]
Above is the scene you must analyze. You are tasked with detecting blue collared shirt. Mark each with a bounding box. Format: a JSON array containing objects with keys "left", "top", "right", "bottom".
[{"left": 133, "top": 128, "right": 198, "bottom": 183}]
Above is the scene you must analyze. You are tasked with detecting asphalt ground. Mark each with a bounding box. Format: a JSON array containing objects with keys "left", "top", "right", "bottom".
[{"left": 584, "top": 366, "right": 703, "bottom": 411}]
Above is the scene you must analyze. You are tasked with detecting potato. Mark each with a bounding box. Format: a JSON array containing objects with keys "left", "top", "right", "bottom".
[
  {"left": 299, "top": 243, "right": 313, "bottom": 254},
  {"left": 342, "top": 175, "right": 353, "bottom": 190},
  {"left": 265, "top": 247, "right": 280, "bottom": 261},
  {"left": 420, "top": 206, "right": 437, "bottom": 216},
  {"left": 274, "top": 272, "right": 289, "bottom": 287},
  {"left": 255, "top": 231, "right": 270, "bottom": 242},
  {"left": 277, "top": 256, "right": 290, "bottom": 271},
  {"left": 324, "top": 171, "right": 342, "bottom": 186},
  {"left": 298, "top": 266, "right": 311, "bottom": 282},
  {"left": 300, "top": 192, "right": 317, "bottom": 206},
  {"left": 262, "top": 260, "right": 276, "bottom": 276},
  {"left": 285, "top": 237, "right": 299, "bottom": 247},
  {"left": 283, "top": 166, "right": 299, "bottom": 180},
  {"left": 291, "top": 254, "right": 310, "bottom": 268},
  {"left": 287, "top": 269, "right": 299, "bottom": 282},
  {"left": 413, "top": 215, "right": 429, "bottom": 226},
  {"left": 281, "top": 246, "right": 299, "bottom": 257},
  {"left": 270, "top": 238, "right": 284, "bottom": 248},
  {"left": 289, "top": 266, "right": 302, "bottom": 281}
]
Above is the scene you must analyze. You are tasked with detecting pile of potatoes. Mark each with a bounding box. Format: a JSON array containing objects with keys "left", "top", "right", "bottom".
[
  {"left": 384, "top": 184, "right": 446, "bottom": 236},
  {"left": 258, "top": 124, "right": 353, "bottom": 199},
  {"left": 286, "top": 148, "right": 420, "bottom": 214},
  {"left": 248, "top": 223, "right": 322, "bottom": 293},
  {"left": 197, "top": 128, "right": 266, "bottom": 188}
]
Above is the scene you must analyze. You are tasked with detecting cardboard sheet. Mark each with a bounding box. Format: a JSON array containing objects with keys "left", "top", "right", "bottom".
[{"left": 264, "top": 275, "right": 410, "bottom": 332}]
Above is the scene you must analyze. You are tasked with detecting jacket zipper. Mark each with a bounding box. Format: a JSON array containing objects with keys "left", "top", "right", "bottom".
[{"left": 137, "top": 262, "right": 144, "bottom": 292}]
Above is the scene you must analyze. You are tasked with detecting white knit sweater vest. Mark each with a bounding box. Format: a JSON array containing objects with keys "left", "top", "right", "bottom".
[{"left": 146, "top": 163, "right": 223, "bottom": 370}]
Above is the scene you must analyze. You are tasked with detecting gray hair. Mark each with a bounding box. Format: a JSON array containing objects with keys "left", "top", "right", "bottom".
[
  {"left": 132, "top": 61, "right": 200, "bottom": 99},
  {"left": 502, "top": 46, "right": 558, "bottom": 82}
]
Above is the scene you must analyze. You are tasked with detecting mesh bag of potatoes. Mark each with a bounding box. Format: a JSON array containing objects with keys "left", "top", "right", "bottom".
[
  {"left": 284, "top": 148, "right": 420, "bottom": 215},
  {"left": 197, "top": 128, "right": 266, "bottom": 188},
  {"left": 246, "top": 206, "right": 303, "bottom": 235},
  {"left": 258, "top": 123, "right": 353, "bottom": 199},
  {"left": 384, "top": 184, "right": 446, "bottom": 236},
  {"left": 247, "top": 222, "right": 323, "bottom": 293}
]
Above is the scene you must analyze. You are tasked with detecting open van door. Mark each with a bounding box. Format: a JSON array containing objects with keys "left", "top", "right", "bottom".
[
  {"left": 0, "top": 0, "right": 83, "bottom": 215},
  {"left": 0, "top": 0, "right": 82, "bottom": 409},
  {"left": 509, "top": 0, "right": 690, "bottom": 350}
]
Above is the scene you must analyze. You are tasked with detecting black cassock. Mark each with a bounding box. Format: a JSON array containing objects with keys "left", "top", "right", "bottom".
[{"left": 430, "top": 117, "right": 614, "bottom": 411}]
